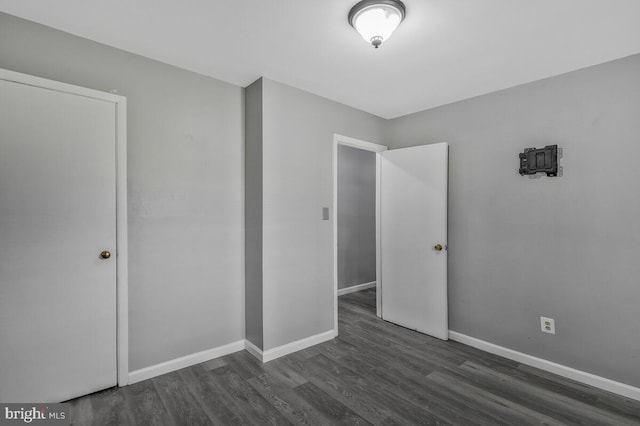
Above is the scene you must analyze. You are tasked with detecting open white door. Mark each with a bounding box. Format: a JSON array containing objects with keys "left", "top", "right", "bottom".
[
  {"left": 0, "top": 74, "right": 123, "bottom": 402},
  {"left": 380, "top": 143, "right": 448, "bottom": 340}
]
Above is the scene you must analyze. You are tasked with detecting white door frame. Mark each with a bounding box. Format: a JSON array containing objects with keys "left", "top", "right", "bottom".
[
  {"left": 0, "top": 68, "right": 129, "bottom": 387},
  {"left": 333, "top": 134, "right": 387, "bottom": 336}
]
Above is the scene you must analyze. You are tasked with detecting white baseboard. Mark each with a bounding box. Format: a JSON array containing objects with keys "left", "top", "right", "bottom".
[
  {"left": 128, "top": 339, "right": 245, "bottom": 385},
  {"left": 128, "top": 331, "right": 336, "bottom": 385},
  {"left": 337, "top": 281, "right": 376, "bottom": 296},
  {"left": 448, "top": 331, "right": 640, "bottom": 402},
  {"left": 244, "top": 339, "right": 263, "bottom": 361},
  {"left": 245, "top": 330, "right": 335, "bottom": 363}
]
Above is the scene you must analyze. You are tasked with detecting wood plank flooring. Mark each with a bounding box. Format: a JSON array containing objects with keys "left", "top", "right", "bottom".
[{"left": 68, "top": 289, "right": 640, "bottom": 425}]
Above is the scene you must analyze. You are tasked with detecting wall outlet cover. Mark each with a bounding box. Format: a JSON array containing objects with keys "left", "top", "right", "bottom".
[{"left": 540, "top": 316, "right": 556, "bottom": 334}]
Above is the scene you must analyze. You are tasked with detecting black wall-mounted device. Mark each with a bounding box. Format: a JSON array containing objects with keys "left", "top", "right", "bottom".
[{"left": 519, "top": 145, "right": 558, "bottom": 176}]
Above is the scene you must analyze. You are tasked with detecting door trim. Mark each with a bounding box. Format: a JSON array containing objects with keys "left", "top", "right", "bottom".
[
  {"left": 333, "top": 134, "right": 387, "bottom": 336},
  {"left": 0, "top": 68, "right": 129, "bottom": 387}
]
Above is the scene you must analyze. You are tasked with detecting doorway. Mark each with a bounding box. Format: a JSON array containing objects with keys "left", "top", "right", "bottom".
[
  {"left": 0, "top": 69, "right": 128, "bottom": 403},
  {"left": 333, "top": 134, "right": 449, "bottom": 340},
  {"left": 333, "top": 135, "right": 387, "bottom": 334}
]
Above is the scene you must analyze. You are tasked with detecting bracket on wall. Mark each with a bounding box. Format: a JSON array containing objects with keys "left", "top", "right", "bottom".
[{"left": 519, "top": 145, "right": 559, "bottom": 177}]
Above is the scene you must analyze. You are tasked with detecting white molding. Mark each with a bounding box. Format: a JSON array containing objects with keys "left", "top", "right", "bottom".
[
  {"left": 449, "top": 331, "right": 640, "bottom": 402},
  {"left": 334, "top": 134, "right": 388, "bottom": 153},
  {"left": 246, "top": 330, "right": 335, "bottom": 363},
  {"left": 0, "top": 68, "right": 130, "bottom": 387},
  {"left": 337, "top": 281, "right": 376, "bottom": 296},
  {"left": 128, "top": 340, "right": 245, "bottom": 385},
  {"left": 244, "top": 340, "right": 264, "bottom": 361},
  {"left": 333, "top": 137, "right": 339, "bottom": 337},
  {"left": 333, "top": 134, "right": 387, "bottom": 336},
  {"left": 115, "top": 97, "right": 128, "bottom": 387},
  {"left": 0, "top": 68, "right": 124, "bottom": 103},
  {"left": 375, "top": 153, "right": 382, "bottom": 318},
  {"left": 264, "top": 330, "right": 335, "bottom": 362}
]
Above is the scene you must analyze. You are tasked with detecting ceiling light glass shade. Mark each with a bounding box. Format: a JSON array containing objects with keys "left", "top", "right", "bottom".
[{"left": 349, "top": 0, "right": 406, "bottom": 48}]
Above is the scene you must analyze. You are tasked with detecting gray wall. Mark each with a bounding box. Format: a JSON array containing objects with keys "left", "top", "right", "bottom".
[
  {"left": 337, "top": 145, "right": 376, "bottom": 289},
  {"left": 261, "top": 78, "right": 386, "bottom": 350},
  {"left": 0, "top": 12, "right": 245, "bottom": 371},
  {"left": 244, "top": 78, "right": 264, "bottom": 349},
  {"left": 386, "top": 53, "right": 640, "bottom": 388},
  {"left": 4, "top": 10, "right": 638, "bottom": 390}
]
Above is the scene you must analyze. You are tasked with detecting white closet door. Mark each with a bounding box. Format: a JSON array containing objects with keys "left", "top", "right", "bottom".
[
  {"left": 0, "top": 78, "right": 117, "bottom": 402},
  {"left": 380, "top": 143, "right": 448, "bottom": 340}
]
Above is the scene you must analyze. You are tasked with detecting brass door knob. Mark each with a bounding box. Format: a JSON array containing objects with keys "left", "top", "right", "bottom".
[
  {"left": 434, "top": 244, "right": 443, "bottom": 252},
  {"left": 100, "top": 251, "right": 111, "bottom": 259}
]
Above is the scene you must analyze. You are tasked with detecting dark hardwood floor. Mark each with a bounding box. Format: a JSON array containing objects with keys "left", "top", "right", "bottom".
[{"left": 69, "top": 289, "right": 640, "bottom": 425}]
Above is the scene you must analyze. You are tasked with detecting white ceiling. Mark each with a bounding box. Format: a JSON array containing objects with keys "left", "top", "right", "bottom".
[{"left": 1, "top": 0, "right": 640, "bottom": 119}]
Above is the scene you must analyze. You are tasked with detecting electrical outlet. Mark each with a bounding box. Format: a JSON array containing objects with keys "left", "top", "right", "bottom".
[{"left": 540, "top": 317, "right": 555, "bottom": 334}]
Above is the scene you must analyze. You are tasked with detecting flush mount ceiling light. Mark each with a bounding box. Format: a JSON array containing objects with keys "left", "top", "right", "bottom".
[{"left": 348, "top": 0, "right": 406, "bottom": 48}]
